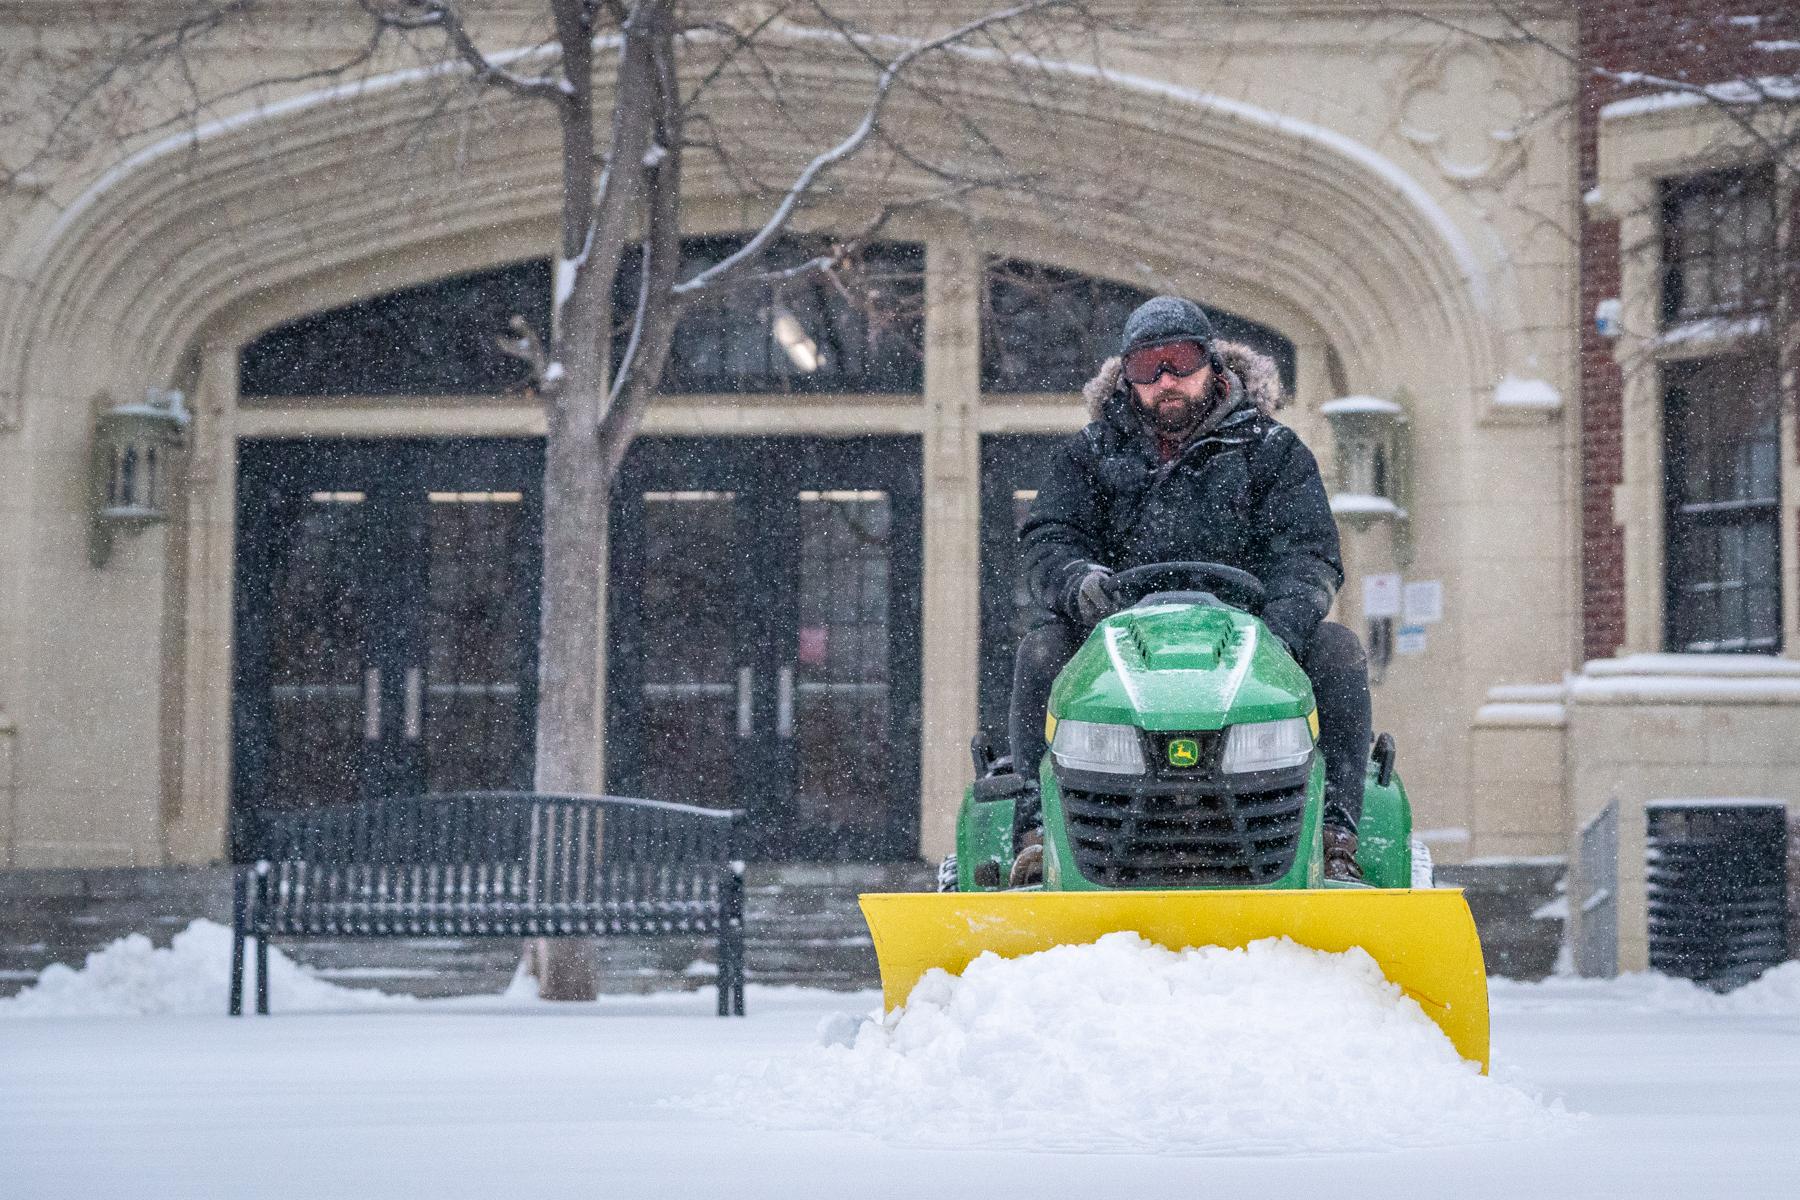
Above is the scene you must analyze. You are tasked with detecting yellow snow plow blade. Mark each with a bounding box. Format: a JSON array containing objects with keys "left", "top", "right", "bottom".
[{"left": 860, "top": 888, "right": 1490, "bottom": 1073}]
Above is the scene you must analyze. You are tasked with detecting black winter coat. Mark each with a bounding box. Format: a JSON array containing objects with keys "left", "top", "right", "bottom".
[{"left": 1020, "top": 347, "right": 1344, "bottom": 653}]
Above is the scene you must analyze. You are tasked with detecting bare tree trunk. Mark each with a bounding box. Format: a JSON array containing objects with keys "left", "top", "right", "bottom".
[
  {"left": 524, "top": 0, "right": 642, "bottom": 1002},
  {"left": 529, "top": 386, "right": 610, "bottom": 1000}
]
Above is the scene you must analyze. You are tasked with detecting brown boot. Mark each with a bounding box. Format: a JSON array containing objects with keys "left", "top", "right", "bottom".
[
  {"left": 1322, "top": 824, "right": 1365, "bottom": 884},
  {"left": 1008, "top": 832, "right": 1045, "bottom": 888}
]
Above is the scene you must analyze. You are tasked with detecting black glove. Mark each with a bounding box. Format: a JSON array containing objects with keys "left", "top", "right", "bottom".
[{"left": 1063, "top": 563, "right": 1120, "bottom": 625}]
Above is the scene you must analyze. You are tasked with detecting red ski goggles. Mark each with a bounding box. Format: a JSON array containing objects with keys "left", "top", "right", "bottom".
[{"left": 1121, "top": 339, "right": 1209, "bottom": 386}]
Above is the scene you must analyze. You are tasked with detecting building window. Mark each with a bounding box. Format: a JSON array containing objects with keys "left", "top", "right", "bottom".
[
  {"left": 240, "top": 238, "right": 925, "bottom": 398},
  {"left": 1661, "top": 167, "right": 1776, "bottom": 327},
  {"left": 628, "top": 237, "right": 924, "bottom": 395},
  {"left": 240, "top": 261, "right": 551, "bottom": 397},
  {"left": 1657, "top": 162, "right": 1782, "bottom": 655},
  {"left": 981, "top": 260, "right": 1296, "bottom": 394},
  {"left": 1663, "top": 356, "right": 1782, "bottom": 653}
]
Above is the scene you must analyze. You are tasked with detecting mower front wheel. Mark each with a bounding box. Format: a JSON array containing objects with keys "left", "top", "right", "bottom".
[{"left": 936, "top": 855, "right": 959, "bottom": 892}]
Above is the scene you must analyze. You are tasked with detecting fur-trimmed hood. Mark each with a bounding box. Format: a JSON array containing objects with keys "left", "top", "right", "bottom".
[{"left": 1081, "top": 340, "right": 1284, "bottom": 423}]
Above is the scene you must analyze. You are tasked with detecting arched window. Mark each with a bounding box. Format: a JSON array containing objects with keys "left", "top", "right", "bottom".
[
  {"left": 619, "top": 237, "right": 924, "bottom": 395},
  {"left": 239, "top": 238, "right": 926, "bottom": 398},
  {"left": 981, "top": 259, "right": 1295, "bottom": 395},
  {"left": 240, "top": 261, "right": 551, "bottom": 397},
  {"left": 239, "top": 246, "right": 1291, "bottom": 400}
]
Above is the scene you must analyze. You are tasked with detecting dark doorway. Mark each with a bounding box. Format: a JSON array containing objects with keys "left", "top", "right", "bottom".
[
  {"left": 232, "top": 439, "right": 544, "bottom": 860},
  {"left": 606, "top": 437, "right": 923, "bottom": 862},
  {"left": 978, "top": 435, "right": 1070, "bottom": 749}
]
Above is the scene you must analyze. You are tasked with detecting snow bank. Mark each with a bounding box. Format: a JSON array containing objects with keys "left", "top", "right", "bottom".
[
  {"left": 1493, "top": 961, "right": 1800, "bottom": 1016},
  {"left": 700, "top": 933, "right": 1569, "bottom": 1154},
  {"left": 0, "top": 920, "right": 408, "bottom": 1017}
]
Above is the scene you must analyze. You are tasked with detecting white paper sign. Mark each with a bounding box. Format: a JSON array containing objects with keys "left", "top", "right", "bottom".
[
  {"left": 1396, "top": 624, "right": 1428, "bottom": 655},
  {"left": 1363, "top": 573, "right": 1402, "bottom": 619},
  {"left": 1403, "top": 580, "right": 1443, "bottom": 625}
]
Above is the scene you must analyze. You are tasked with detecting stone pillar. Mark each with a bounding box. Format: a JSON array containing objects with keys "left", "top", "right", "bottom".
[
  {"left": 0, "top": 708, "right": 14, "bottom": 868},
  {"left": 165, "top": 345, "right": 238, "bottom": 864},
  {"left": 918, "top": 227, "right": 982, "bottom": 861}
]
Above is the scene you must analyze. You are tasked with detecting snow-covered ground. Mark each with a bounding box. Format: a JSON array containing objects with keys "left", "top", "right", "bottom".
[{"left": 2, "top": 922, "right": 1797, "bottom": 1199}]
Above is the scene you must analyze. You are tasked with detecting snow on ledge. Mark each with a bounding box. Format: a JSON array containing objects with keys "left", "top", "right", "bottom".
[
  {"left": 1487, "top": 684, "right": 1568, "bottom": 702},
  {"left": 1492, "top": 376, "right": 1561, "bottom": 412},
  {"left": 1600, "top": 73, "right": 1800, "bottom": 119},
  {"left": 1477, "top": 681, "right": 1569, "bottom": 727},
  {"left": 1582, "top": 653, "right": 1800, "bottom": 678},
  {"left": 1644, "top": 797, "right": 1790, "bottom": 811},
  {"left": 1569, "top": 654, "right": 1800, "bottom": 705},
  {"left": 1476, "top": 701, "right": 1567, "bottom": 727},
  {"left": 1319, "top": 395, "right": 1403, "bottom": 417},
  {"left": 1329, "top": 493, "right": 1403, "bottom": 518}
]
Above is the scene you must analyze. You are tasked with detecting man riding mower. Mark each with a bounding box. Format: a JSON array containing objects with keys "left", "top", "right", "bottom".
[
  {"left": 1009, "top": 296, "right": 1371, "bottom": 887},
  {"left": 856, "top": 297, "right": 1492, "bottom": 1072}
]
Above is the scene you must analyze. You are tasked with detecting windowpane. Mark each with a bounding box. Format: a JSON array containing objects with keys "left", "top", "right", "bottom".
[
  {"left": 981, "top": 260, "right": 1297, "bottom": 395},
  {"left": 241, "top": 239, "right": 926, "bottom": 398},
  {"left": 614, "top": 237, "right": 926, "bottom": 395},
  {"left": 1662, "top": 168, "right": 1776, "bottom": 323},
  {"left": 1664, "top": 355, "right": 1782, "bottom": 653},
  {"left": 241, "top": 261, "right": 550, "bottom": 397}
]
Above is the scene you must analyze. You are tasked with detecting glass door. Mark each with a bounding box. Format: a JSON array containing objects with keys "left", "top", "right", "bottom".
[
  {"left": 233, "top": 439, "right": 543, "bottom": 859},
  {"left": 636, "top": 488, "right": 755, "bottom": 818},
  {"left": 607, "top": 437, "right": 921, "bottom": 861}
]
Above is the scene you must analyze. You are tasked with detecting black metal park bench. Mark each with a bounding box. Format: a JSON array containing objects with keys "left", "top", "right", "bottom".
[{"left": 230, "top": 792, "right": 746, "bottom": 1017}]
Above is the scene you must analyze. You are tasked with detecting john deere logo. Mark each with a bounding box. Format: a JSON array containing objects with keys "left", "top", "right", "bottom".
[{"left": 1167, "top": 738, "right": 1200, "bottom": 768}]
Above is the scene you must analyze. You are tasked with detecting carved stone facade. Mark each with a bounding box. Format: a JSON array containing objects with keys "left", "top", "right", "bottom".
[{"left": 0, "top": 3, "right": 1649, "bottom": 939}]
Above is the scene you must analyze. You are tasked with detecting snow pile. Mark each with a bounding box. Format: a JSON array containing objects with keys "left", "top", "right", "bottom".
[
  {"left": 703, "top": 933, "right": 1569, "bottom": 1154},
  {"left": 1493, "top": 961, "right": 1800, "bottom": 1016},
  {"left": 0, "top": 920, "right": 408, "bottom": 1017}
]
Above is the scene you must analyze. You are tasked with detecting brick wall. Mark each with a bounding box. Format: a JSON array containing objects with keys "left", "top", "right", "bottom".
[{"left": 1577, "top": 2, "right": 1799, "bottom": 659}]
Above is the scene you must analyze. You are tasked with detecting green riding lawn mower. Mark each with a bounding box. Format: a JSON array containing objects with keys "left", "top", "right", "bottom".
[{"left": 860, "top": 562, "right": 1491, "bottom": 1070}]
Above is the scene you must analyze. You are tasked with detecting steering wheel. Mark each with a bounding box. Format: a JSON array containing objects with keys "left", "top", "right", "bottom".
[{"left": 1108, "top": 561, "right": 1266, "bottom": 612}]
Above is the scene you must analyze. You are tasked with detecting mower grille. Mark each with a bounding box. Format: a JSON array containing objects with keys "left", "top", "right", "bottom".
[{"left": 1061, "top": 784, "right": 1307, "bottom": 887}]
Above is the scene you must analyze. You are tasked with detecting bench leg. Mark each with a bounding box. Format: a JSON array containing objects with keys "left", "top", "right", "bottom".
[
  {"left": 229, "top": 931, "right": 245, "bottom": 1017},
  {"left": 729, "top": 927, "right": 747, "bottom": 1017},
  {"left": 255, "top": 936, "right": 270, "bottom": 1015},
  {"left": 717, "top": 927, "right": 745, "bottom": 1017},
  {"left": 229, "top": 871, "right": 247, "bottom": 1016}
]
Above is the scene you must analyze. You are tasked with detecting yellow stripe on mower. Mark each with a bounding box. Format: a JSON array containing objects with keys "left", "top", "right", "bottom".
[{"left": 859, "top": 888, "right": 1490, "bottom": 1073}]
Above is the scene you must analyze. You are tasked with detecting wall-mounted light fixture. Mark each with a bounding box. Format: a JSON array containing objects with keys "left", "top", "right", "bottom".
[
  {"left": 1322, "top": 393, "right": 1413, "bottom": 566},
  {"left": 89, "top": 388, "right": 189, "bottom": 567}
]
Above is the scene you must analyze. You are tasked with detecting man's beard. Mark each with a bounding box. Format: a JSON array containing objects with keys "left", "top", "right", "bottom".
[{"left": 1142, "top": 387, "right": 1208, "bottom": 434}]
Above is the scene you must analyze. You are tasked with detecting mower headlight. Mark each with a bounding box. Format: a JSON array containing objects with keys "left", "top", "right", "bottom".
[
  {"left": 1050, "top": 719, "right": 1146, "bottom": 775},
  {"left": 1220, "top": 717, "right": 1314, "bottom": 773}
]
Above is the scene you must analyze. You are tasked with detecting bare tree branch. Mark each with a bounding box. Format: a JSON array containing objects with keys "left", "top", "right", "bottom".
[
  {"left": 673, "top": 0, "right": 1075, "bottom": 300},
  {"left": 359, "top": 0, "right": 569, "bottom": 104},
  {"left": 679, "top": 3, "right": 795, "bottom": 112}
]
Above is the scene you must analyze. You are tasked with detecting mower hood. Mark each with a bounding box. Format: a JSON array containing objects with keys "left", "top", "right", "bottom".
[{"left": 1047, "top": 602, "right": 1313, "bottom": 732}]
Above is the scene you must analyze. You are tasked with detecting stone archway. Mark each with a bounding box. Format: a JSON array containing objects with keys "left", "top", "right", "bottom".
[{"left": 0, "top": 31, "right": 1520, "bottom": 865}]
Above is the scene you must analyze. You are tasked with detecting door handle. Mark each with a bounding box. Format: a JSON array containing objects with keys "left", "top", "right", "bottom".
[
  {"left": 777, "top": 666, "right": 795, "bottom": 739},
  {"left": 363, "top": 667, "right": 382, "bottom": 741},
  {"left": 737, "top": 666, "right": 754, "bottom": 739},
  {"left": 404, "top": 667, "right": 423, "bottom": 741}
]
